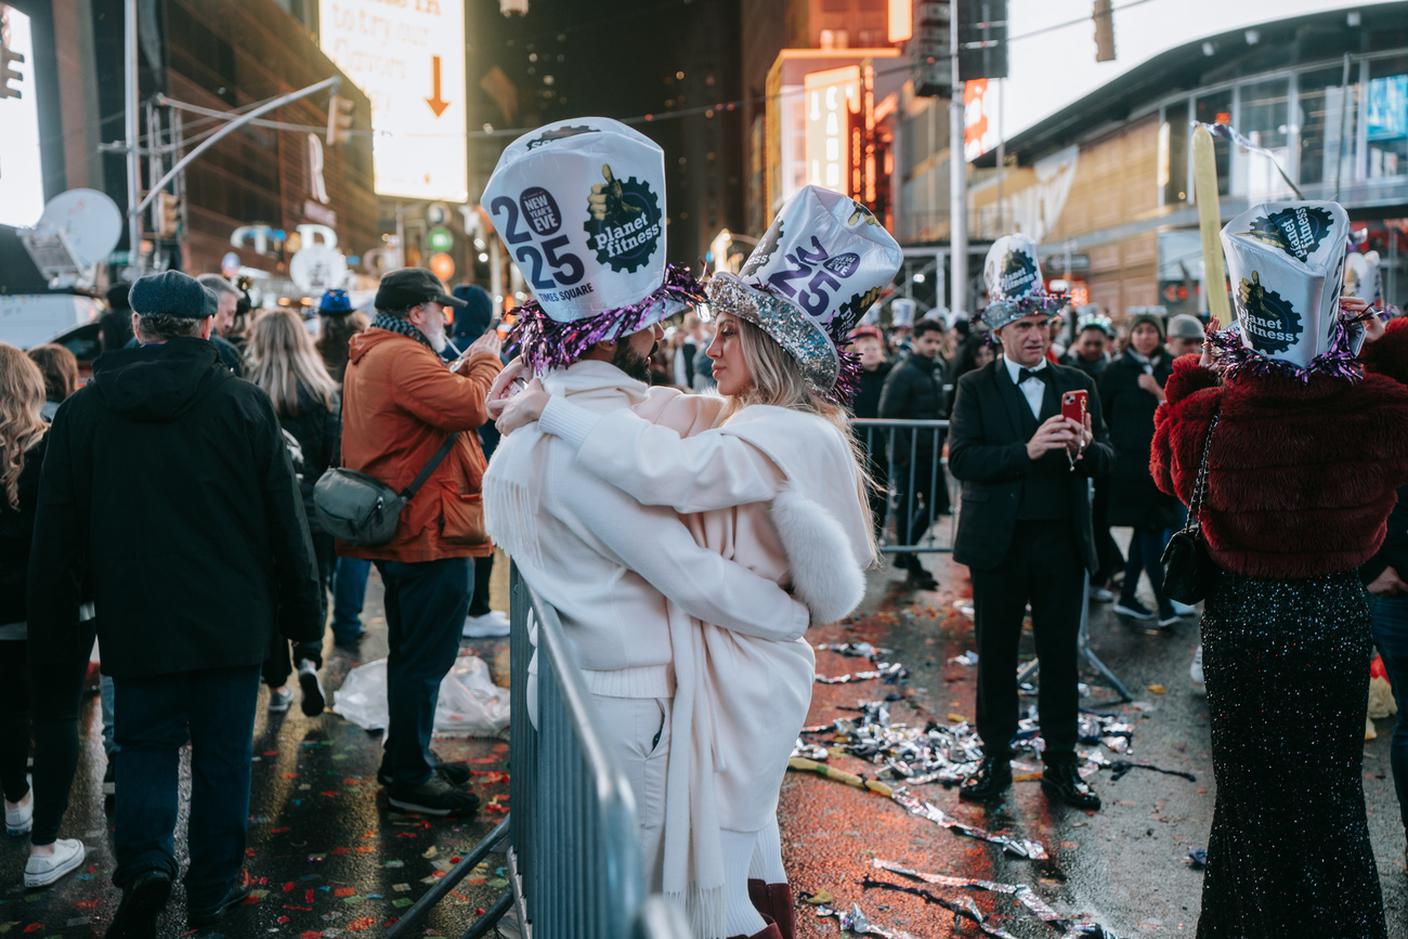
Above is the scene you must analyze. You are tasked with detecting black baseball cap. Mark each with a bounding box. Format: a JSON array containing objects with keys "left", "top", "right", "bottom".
[{"left": 374, "top": 268, "right": 466, "bottom": 312}]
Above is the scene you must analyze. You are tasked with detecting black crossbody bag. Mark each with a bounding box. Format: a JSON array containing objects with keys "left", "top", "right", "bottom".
[
  {"left": 313, "top": 433, "right": 459, "bottom": 546},
  {"left": 1160, "top": 412, "right": 1220, "bottom": 605}
]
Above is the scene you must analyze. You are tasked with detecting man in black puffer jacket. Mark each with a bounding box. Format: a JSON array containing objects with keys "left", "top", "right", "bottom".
[
  {"left": 27, "top": 271, "right": 321, "bottom": 937},
  {"left": 879, "top": 318, "right": 949, "bottom": 588}
]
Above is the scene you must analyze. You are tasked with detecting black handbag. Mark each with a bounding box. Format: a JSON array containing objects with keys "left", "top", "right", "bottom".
[
  {"left": 312, "top": 433, "right": 458, "bottom": 546},
  {"left": 1160, "top": 412, "right": 1220, "bottom": 605}
]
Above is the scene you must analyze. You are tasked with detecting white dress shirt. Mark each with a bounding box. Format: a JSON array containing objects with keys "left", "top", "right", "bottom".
[{"left": 1003, "top": 356, "right": 1048, "bottom": 420}]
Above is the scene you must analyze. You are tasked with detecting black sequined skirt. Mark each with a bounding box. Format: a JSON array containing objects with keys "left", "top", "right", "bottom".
[{"left": 1197, "top": 569, "right": 1386, "bottom": 939}]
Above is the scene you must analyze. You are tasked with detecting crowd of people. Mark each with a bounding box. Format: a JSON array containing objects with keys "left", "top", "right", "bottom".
[{"left": 0, "top": 111, "right": 1406, "bottom": 939}]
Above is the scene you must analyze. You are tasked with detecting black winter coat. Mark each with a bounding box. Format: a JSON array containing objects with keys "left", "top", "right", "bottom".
[
  {"left": 0, "top": 436, "right": 46, "bottom": 627},
  {"left": 853, "top": 361, "right": 893, "bottom": 420},
  {"left": 26, "top": 338, "right": 322, "bottom": 678},
  {"left": 879, "top": 354, "right": 947, "bottom": 459},
  {"left": 1098, "top": 350, "right": 1176, "bottom": 529},
  {"left": 277, "top": 386, "right": 341, "bottom": 529},
  {"left": 1363, "top": 484, "right": 1408, "bottom": 586}
]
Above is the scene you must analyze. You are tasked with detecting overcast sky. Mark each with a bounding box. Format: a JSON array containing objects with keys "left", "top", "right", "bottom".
[{"left": 982, "top": 0, "right": 1394, "bottom": 152}]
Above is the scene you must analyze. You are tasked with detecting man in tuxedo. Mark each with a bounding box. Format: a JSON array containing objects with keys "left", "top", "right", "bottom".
[{"left": 948, "top": 309, "right": 1113, "bottom": 810}]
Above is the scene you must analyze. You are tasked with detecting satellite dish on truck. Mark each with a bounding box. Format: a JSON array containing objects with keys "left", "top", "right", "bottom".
[{"left": 36, "top": 189, "right": 123, "bottom": 270}]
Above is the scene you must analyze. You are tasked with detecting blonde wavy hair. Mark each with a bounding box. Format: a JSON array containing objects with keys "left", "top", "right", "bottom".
[
  {"left": 0, "top": 343, "right": 49, "bottom": 510},
  {"left": 245, "top": 310, "right": 339, "bottom": 416},
  {"left": 721, "top": 314, "right": 877, "bottom": 561}
]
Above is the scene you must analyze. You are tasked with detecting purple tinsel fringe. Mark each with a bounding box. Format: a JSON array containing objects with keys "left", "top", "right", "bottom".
[
  {"left": 825, "top": 316, "right": 864, "bottom": 406},
  {"left": 1207, "top": 314, "right": 1364, "bottom": 384},
  {"left": 506, "top": 263, "right": 706, "bottom": 374}
]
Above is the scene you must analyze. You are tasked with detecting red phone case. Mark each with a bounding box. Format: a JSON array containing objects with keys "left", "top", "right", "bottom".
[{"left": 1061, "top": 390, "right": 1088, "bottom": 424}]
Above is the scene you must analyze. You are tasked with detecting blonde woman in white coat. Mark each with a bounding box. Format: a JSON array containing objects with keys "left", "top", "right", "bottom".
[{"left": 496, "top": 308, "right": 873, "bottom": 939}]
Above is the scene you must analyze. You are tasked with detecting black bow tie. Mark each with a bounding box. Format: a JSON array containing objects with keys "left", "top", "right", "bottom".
[{"left": 1017, "top": 367, "right": 1046, "bottom": 385}]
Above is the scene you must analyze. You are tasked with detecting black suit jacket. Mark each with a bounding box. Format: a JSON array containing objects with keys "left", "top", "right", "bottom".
[{"left": 948, "top": 359, "right": 1113, "bottom": 573}]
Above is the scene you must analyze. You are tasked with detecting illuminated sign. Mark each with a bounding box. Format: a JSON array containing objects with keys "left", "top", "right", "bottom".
[
  {"left": 963, "top": 80, "right": 989, "bottom": 162},
  {"left": 887, "top": 0, "right": 913, "bottom": 43},
  {"left": 0, "top": 5, "right": 42, "bottom": 227},
  {"left": 318, "top": 0, "right": 468, "bottom": 202},
  {"left": 804, "top": 66, "right": 861, "bottom": 195}
]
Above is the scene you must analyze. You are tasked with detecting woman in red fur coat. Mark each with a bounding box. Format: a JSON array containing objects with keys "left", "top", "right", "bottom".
[{"left": 1152, "top": 304, "right": 1408, "bottom": 938}]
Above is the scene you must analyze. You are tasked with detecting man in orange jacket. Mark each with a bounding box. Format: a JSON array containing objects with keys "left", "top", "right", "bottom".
[{"left": 340, "top": 268, "right": 503, "bottom": 816}]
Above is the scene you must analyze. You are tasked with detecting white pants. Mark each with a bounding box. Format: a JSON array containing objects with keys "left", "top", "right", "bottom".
[{"left": 590, "top": 694, "right": 672, "bottom": 892}]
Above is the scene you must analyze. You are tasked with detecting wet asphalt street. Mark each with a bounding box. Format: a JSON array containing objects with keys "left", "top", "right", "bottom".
[
  {"left": 5, "top": 535, "right": 1408, "bottom": 938},
  {"left": 780, "top": 525, "right": 1408, "bottom": 938},
  {"left": 0, "top": 567, "right": 513, "bottom": 939}
]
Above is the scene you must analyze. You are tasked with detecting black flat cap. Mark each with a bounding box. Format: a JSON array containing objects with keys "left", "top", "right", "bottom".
[
  {"left": 130, "top": 270, "right": 218, "bottom": 319},
  {"left": 375, "top": 268, "right": 465, "bottom": 312}
]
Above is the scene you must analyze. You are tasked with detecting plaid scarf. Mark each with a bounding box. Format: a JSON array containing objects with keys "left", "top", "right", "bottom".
[{"left": 370, "top": 312, "right": 434, "bottom": 350}]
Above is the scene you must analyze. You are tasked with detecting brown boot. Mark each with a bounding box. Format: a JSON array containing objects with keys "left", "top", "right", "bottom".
[
  {"left": 727, "top": 915, "right": 782, "bottom": 939},
  {"left": 747, "top": 878, "right": 768, "bottom": 915},
  {"left": 758, "top": 884, "right": 795, "bottom": 939}
]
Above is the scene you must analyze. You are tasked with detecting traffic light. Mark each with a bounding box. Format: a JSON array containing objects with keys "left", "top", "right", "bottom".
[
  {"left": 0, "top": 20, "right": 24, "bottom": 100},
  {"left": 911, "top": 1, "right": 951, "bottom": 99},
  {"left": 154, "top": 191, "right": 181, "bottom": 239},
  {"left": 958, "top": 0, "right": 1008, "bottom": 82},
  {"left": 326, "top": 94, "right": 355, "bottom": 146},
  {"left": 1093, "top": 0, "right": 1116, "bottom": 63}
]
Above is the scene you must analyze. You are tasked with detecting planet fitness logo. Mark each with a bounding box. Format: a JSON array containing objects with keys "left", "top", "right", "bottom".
[
  {"left": 741, "top": 220, "right": 784, "bottom": 279},
  {"left": 1236, "top": 271, "right": 1302, "bottom": 354},
  {"left": 1246, "top": 206, "right": 1333, "bottom": 263},
  {"left": 583, "top": 164, "right": 663, "bottom": 274},
  {"left": 1000, "top": 249, "right": 1039, "bottom": 298}
]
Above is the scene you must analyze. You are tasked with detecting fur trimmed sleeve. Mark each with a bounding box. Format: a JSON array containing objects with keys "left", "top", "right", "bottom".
[
  {"left": 1164, "top": 354, "right": 1219, "bottom": 405},
  {"left": 1359, "top": 318, "right": 1408, "bottom": 387},
  {"left": 1151, "top": 375, "right": 1221, "bottom": 501}
]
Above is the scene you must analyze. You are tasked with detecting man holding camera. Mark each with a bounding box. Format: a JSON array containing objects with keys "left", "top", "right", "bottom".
[{"left": 948, "top": 237, "right": 1112, "bottom": 811}]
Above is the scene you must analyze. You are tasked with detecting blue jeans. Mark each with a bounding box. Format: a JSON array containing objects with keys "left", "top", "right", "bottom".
[
  {"left": 112, "top": 666, "right": 260, "bottom": 907},
  {"left": 375, "top": 558, "right": 472, "bottom": 786},
  {"left": 1121, "top": 526, "right": 1174, "bottom": 618},
  {"left": 331, "top": 555, "right": 372, "bottom": 641},
  {"left": 1371, "top": 593, "right": 1408, "bottom": 831},
  {"left": 100, "top": 674, "right": 117, "bottom": 758}
]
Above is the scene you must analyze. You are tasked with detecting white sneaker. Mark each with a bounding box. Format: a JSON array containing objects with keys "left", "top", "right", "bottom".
[
  {"left": 463, "top": 610, "right": 511, "bottom": 639},
  {"left": 267, "top": 685, "right": 294, "bottom": 712},
  {"left": 1171, "top": 600, "right": 1198, "bottom": 617},
  {"left": 24, "top": 838, "right": 85, "bottom": 888},
  {"left": 1089, "top": 586, "right": 1115, "bottom": 603},
  {"left": 5, "top": 789, "right": 33, "bottom": 836},
  {"left": 1190, "top": 645, "right": 1206, "bottom": 693}
]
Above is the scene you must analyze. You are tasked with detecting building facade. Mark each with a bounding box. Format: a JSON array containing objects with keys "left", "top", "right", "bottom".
[{"left": 970, "top": 5, "right": 1408, "bottom": 319}]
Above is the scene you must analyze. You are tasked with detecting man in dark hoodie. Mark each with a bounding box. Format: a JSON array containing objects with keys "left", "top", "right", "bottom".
[{"left": 27, "top": 271, "right": 322, "bottom": 937}]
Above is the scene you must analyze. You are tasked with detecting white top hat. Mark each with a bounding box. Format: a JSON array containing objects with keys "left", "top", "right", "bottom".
[
  {"left": 704, "top": 185, "right": 902, "bottom": 402},
  {"left": 1219, "top": 201, "right": 1350, "bottom": 370},
  {"left": 482, "top": 117, "right": 701, "bottom": 371},
  {"left": 980, "top": 234, "right": 1063, "bottom": 331}
]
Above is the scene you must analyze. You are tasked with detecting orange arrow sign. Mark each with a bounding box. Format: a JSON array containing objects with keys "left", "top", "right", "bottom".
[{"left": 426, "top": 55, "right": 450, "bottom": 117}]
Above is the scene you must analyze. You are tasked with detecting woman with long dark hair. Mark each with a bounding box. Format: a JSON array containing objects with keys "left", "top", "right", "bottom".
[
  {"left": 1153, "top": 201, "right": 1408, "bottom": 936},
  {"left": 246, "top": 310, "right": 341, "bottom": 716},
  {"left": 1101, "top": 313, "right": 1180, "bottom": 627}
]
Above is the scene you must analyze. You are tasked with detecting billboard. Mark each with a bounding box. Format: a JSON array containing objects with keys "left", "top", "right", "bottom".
[
  {"left": 803, "top": 66, "right": 860, "bottom": 195},
  {"left": 318, "top": 0, "right": 468, "bottom": 202},
  {"left": 0, "top": 5, "right": 42, "bottom": 227}
]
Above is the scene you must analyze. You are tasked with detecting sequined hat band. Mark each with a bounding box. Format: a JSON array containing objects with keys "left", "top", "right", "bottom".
[{"left": 705, "top": 273, "right": 864, "bottom": 405}]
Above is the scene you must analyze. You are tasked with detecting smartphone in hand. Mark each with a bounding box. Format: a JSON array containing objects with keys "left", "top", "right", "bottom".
[{"left": 1061, "top": 389, "right": 1088, "bottom": 425}]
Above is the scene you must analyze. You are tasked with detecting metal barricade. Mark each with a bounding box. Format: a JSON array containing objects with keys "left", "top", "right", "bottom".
[
  {"left": 388, "top": 566, "right": 685, "bottom": 939},
  {"left": 852, "top": 418, "right": 954, "bottom": 554}
]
